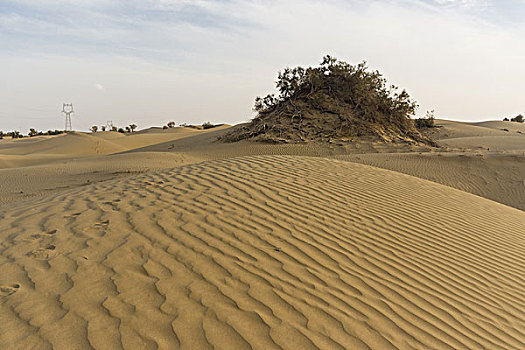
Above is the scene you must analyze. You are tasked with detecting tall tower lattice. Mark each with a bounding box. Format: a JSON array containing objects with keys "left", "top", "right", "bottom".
[{"left": 63, "top": 103, "right": 74, "bottom": 131}]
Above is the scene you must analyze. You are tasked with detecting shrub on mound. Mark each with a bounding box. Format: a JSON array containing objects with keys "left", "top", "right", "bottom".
[
  {"left": 221, "top": 55, "right": 431, "bottom": 144},
  {"left": 415, "top": 110, "right": 436, "bottom": 129}
]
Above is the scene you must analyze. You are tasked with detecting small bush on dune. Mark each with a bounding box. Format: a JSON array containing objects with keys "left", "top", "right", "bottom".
[
  {"left": 415, "top": 118, "right": 435, "bottom": 128},
  {"left": 415, "top": 110, "right": 435, "bottom": 129},
  {"left": 511, "top": 114, "right": 524, "bottom": 123},
  {"left": 202, "top": 122, "right": 219, "bottom": 129},
  {"left": 6, "top": 131, "right": 22, "bottom": 139}
]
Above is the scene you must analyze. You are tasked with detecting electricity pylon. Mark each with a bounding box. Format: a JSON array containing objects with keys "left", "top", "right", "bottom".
[{"left": 63, "top": 103, "right": 74, "bottom": 131}]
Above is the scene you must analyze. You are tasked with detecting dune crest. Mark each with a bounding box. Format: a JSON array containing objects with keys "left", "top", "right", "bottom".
[{"left": 1, "top": 156, "right": 524, "bottom": 349}]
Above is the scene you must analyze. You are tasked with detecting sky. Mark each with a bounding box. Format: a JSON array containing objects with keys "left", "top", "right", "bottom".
[{"left": 1, "top": 0, "right": 525, "bottom": 132}]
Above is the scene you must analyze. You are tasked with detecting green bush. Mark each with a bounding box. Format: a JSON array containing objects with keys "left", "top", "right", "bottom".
[
  {"left": 415, "top": 110, "right": 435, "bottom": 129},
  {"left": 222, "top": 55, "right": 428, "bottom": 144},
  {"left": 253, "top": 56, "right": 417, "bottom": 120},
  {"left": 415, "top": 117, "right": 434, "bottom": 128}
]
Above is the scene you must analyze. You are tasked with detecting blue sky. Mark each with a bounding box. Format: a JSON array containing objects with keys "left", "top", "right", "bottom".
[{"left": 1, "top": 0, "right": 525, "bottom": 132}]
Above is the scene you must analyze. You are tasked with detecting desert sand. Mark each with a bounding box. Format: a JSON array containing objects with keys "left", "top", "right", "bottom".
[{"left": 1, "top": 121, "right": 524, "bottom": 349}]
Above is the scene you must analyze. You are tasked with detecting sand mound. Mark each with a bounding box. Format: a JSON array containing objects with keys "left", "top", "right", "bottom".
[
  {"left": 0, "top": 127, "right": 228, "bottom": 169},
  {"left": 334, "top": 152, "right": 525, "bottom": 211},
  {"left": 428, "top": 120, "right": 510, "bottom": 140},
  {"left": 473, "top": 121, "right": 525, "bottom": 133},
  {"left": 0, "top": 132, "right": 127, "bottom": 156},
  {"left": 440, "top": 135, "right": 525, "bottom": 152},
  {"left": 426, "top": 120, "right": 525, "bottom": 152},
  {"left": 221, "top": 57, "right": 430, "bottom": 145},
  {"left": 1, "top": 156, "right": 524, "bottom": 349},
  {"left": 0, "top": 152, "right": 202, "bottom": 206}
]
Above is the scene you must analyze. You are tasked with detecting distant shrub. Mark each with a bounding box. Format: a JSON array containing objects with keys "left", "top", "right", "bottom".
[
  {"left": 202, "top": 122, "right": 216, "bottom": 129},
  {"left": 511, "top": 114, "right": 524, "bottom": 123},
  {"left": 7, "top": 131, "right": 21, "bottom": 139},
  {"left": 503, "top": 117, "right": 509, "bottom": 121},
  {"left": 415, "top": 117, "right": 435, "bottom": 128},
  {"left": 415, "top": 110, "right": 435, "bottom": 129},
  {"left": 118, "top": 128, "right": 125, "bottom": 133}
]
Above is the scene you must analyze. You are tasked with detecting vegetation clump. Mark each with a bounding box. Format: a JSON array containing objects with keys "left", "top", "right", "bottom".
[
  {"left": 0, "top": 129, "right": 67, "bottom": 139},
  {"left": 90, "top": 124, "right": 137, "bottom": 133},
  {"left": 202, "top": 122, "right": 220, "bottom": 129},
  {"left": 221, "top": 55, "right": 431, "bottom": 144},
  {"left": 415, "top": 110, "right": 436, "bottom": 129},
  {"left": 503, "top": 115, "right": 523, "bottom": 123}
]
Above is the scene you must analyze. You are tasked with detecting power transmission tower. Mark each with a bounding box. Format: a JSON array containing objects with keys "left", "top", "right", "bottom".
[{"left": 62, "top": 103, "right": 74, "bottom": 131}]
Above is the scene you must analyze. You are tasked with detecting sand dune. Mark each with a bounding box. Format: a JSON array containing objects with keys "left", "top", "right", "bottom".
[
  {"left": 0, "top": 152, "right": 201, "bottom": 206},
  {"left": 473, "top": 120, "right": 525, "bottom": 133},
  {"left": 0, "top": 128, "right": 432, "bottom": 206},
  {"left": 439, "top": 135, "right": 525, "bottom": 152},
  {"left": 2, "top": 121, "right": 524, "bottom": 212},
  {"left": 335, "top": 152, "right": 525, "bottom": 211},
  {"left": 429, "top": 120, "right": 525, "bottom": 152},
  {"left": 430, "top": 120, "right": 514, "bottom": 139},
  {"left": 0, "top": 132, "right": 128, "bottom": 156},
  {"left": 1, "top": 120, "right": 524, "bottom": 349},
  {"left": 1, "top": 156, "right": 524, "bottom": 349},
  {"left": 0, "top": 127, "right": 224, "bottom": 169}
]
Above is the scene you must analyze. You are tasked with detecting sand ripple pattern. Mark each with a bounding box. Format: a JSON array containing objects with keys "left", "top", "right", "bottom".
[{"left": 1, "top": 155, "right": 524, "bottom": 349}]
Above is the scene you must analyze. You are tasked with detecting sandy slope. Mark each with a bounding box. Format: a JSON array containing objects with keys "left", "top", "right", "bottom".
[
  {"left": 1, "top": 120, "right": 525, "bottom": 349},
  {"left": 429, "top": 120, "right": 525, "bottom": 152},
  {"left": 0, "top": 127, "right": 431, "bottom": 206},
  {"left": 1, "top": 122, "right": 524, "bottom": 213},
  {"left": 1, "top": 156, "right": 524, "bottom": 349},
  {"left": 335, "top": 152, "right": 525, "bottom": 211},
  {"left": 429, "top": 120, "right": 519, "bottom": 139},
  {"left": 0, "top": 127, "right": 223, "bottom": 169},
  {"left": 0, "top": 152, "right": 201, "bottom": 206},
  {"left": 473, "top": 121, "right": 525, "bottom": 133}
]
